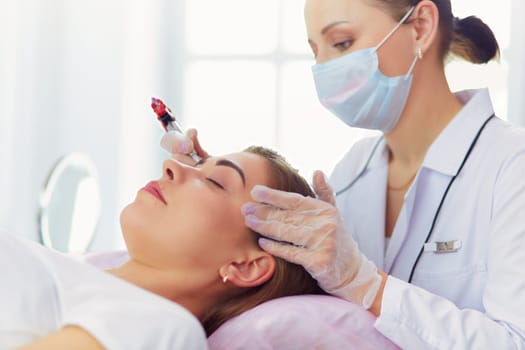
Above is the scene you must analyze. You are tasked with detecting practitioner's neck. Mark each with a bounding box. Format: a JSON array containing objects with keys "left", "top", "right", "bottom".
[{"left": 385, "top": 59, "right": 463, "bottom": 169}]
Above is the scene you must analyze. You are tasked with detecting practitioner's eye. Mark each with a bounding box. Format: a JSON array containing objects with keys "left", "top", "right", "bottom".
[
  {"left": 206, "top": 178, "right": 225, "bottom": 190},
  {"left": 333, "top": 40, "right": 353, "bottom": 51}
]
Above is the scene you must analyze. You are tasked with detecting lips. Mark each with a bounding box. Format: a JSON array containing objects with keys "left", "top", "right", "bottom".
[{"left": 141, "top": 181, "right": 167, "bottom": 205}]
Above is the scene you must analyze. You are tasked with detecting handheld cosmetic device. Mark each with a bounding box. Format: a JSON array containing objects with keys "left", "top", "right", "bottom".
[{"left": 151, "top": 97, "right": 202, "bottom": 163}]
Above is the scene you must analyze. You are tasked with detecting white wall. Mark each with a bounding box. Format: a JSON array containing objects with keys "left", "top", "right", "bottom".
[{"left": 508, "top": 0, "right": 525, "bottom": 126}]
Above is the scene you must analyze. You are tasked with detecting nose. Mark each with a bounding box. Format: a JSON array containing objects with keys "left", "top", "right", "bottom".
[{"left": 162, "top": 158, "right": 200, "bottom": 182}]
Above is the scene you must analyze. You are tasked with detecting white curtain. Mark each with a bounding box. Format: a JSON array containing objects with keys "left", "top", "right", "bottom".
[
  {"left": 0, "top": 0, "right": 171, "bottom": 249},
  {"left": 0, "top": 1, "right": 17, "bottom": 232},
  {"left": 0, "top": 1, "right": 40, "bottom": 238}
]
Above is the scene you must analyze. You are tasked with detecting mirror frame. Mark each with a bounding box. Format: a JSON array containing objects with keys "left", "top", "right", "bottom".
[{"left": 38, "top": 152, "right": 101, "bottom": 253}]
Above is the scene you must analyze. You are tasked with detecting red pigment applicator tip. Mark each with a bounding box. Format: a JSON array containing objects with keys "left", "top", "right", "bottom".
[
  {"left": 150, "top": 97, "right": 202, "bottom": 163},
  {"left": 151, "top": 97, "right": 177, "bottom": 132}
]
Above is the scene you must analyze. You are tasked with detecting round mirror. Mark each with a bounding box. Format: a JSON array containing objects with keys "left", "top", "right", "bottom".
[{"left": 39, "top": 152, "right": 101, "bottom": 253}]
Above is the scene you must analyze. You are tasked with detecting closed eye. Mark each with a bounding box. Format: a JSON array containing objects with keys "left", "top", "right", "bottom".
[{"left": 206, "top": 178, "right": 225, "bottom": 190}]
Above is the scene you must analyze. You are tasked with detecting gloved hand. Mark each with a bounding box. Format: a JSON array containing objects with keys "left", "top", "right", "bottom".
[
  {"left": 241, "top": 170, "right": 383, "bottom": 309},
  {"left": 160, "top": 128, "right": 209, "bottom": 164}
]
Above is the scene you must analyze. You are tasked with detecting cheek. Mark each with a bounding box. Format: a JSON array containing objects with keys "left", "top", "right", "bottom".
[
  {"left": 120, "top": 190, "right": 250, "bottom": 269},
  {"left": 377, "top": 30, "right": 415, "bottom": 76},
  {"left": 187, "top": 199, "right": 251, "bottom": 258},
  {"left": 175, "top": 200, "right": 246, "bottom": 248},
  {"left": 160, "top": 200, "right": 248, "bottom": 265}
]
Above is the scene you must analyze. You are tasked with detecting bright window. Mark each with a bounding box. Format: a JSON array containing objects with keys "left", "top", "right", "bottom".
[{"left": 182, "top": 0, "right": 510, "bottom": 180}]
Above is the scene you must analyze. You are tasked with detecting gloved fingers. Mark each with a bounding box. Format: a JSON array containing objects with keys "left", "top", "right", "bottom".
[
  {"left": 160, "top": 129, "right": 210, "bottom": 166},
  {"left": 161, "top": 131, "right": 194, "bottom": 155},
  {"left": 246, "top": 212, "right": 324, "bottom": 247},
  {"left": 258, "top": 236, "right": 347, "bottom": 286},
  {"left": 241, "top": 201, "right": 330, "bottom": 227},
  {"left": 249, "top": 185, "right": 333, "bottom": 212},
  {"left": 312, "top": 170, "right": 336, "bottom": 206},
  {"left": 186, "top": 128, "right": 210, "bottom": 159},
  {"left": 170, "top": 153, "right": 200, "bottom": 166},
  {"left": 258, "top": 237, "right": 313, "bottom": 268}
]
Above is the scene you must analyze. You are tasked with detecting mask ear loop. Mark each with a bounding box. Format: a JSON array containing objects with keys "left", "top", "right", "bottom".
[
  {"left": 370, "top": 5, "right": 419, "bottom": 81},
  {"left": 404, "top": 46, "right": 422, "bottom": 80},
  {"left": 374, "top": 6, "right": 416, "bottom": 51}
]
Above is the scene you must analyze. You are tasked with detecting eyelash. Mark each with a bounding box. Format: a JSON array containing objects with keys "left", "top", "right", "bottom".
[
  {"left": 334, "top": 40, "right": 353, "bottom": 51},
  {"left": 195, "top": 161, "right": 226, "bottom": 190},
  {"left": 206, "top": 178, "right": 225, "bottom": 190}
]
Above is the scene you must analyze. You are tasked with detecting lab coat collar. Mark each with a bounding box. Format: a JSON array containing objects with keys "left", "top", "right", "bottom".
[
  {"left": 422, "top": 89, "right": 495, "bottom": 176},
  {"left": 367, "top": 137, "right": 390, "bottom": 170}
]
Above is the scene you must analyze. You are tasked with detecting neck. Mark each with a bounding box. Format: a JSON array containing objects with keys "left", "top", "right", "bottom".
[
  {"left": 106, "top": 259, "right": 219, "bottom": 320},
  {"left": 385, "top": 63, "right": 463, "bottom": 168}
]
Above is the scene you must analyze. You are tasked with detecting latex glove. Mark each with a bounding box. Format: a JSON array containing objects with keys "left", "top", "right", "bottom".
[
  {"left": 241, "top": 170, "right": 383, "bottom": 309},
  {"left": 160, "top": 128, "right": 209, "bottom": 165}
]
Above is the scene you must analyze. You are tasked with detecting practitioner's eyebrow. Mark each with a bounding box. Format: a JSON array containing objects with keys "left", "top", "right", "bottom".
[{"left": 321, "top": 20, "right": 354, "bottom": 35}]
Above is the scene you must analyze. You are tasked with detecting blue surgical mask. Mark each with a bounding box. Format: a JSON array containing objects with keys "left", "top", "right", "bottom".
[{"left": 312, "top": 6, "right": 419, "bottom": 133}]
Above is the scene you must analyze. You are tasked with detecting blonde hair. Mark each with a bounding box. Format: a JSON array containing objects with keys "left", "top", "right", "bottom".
[{"left": 201, "top": 146, "right": 327, "bottom": 335}]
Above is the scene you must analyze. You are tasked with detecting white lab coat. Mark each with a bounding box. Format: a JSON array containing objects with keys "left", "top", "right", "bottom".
[{"left": 330, "top": 89, "right": 525, "bottom": 349}]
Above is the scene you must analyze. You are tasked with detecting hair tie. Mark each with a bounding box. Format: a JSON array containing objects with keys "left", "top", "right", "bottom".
[{"left": 453, "top": 16, "right": 461, "bottom": 29}]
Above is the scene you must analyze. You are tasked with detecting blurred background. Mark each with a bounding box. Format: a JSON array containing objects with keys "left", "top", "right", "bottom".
[{"left": 0, "top": 0, "right": 522, "bottom": 251}]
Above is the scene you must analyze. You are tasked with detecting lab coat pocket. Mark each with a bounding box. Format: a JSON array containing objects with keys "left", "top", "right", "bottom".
[{"left": 413, "top": 260, "right": 487, "bottom": 309}]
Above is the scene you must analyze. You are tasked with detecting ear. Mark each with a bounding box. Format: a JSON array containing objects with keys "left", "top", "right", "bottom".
[
  {"left": 219, "top": 253, "right": 276, "bottom": 288},
  {"left": 410, "top": 0, "right": 440, "bottom": 56}
]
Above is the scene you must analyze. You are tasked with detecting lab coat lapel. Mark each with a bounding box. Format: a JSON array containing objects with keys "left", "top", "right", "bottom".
[
  {"left": 356, "top": 165, "right": 388, "bottom": 270},
  {"left": 348, "top": 142, "right": 389, "bottom": 270},
  {"left": 332, "top": 136, "right": 389, "bottom": 270}
]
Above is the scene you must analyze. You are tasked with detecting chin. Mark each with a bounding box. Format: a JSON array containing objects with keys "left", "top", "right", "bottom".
[{"left": 119, "top": 202, "right": 149, "bottom": 242}]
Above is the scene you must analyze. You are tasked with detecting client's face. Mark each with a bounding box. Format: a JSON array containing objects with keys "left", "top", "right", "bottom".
[{"left": 120, "top": 151, "right": 272, "bottom": 273}]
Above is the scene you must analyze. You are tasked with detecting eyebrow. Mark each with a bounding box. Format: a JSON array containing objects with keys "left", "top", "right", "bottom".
[
  {"left": 216, "top": 159, "right": 246, "bottom": 187},
  {"left": 196, "top": 158, "right": 246, "bottom": 187},
  {"left": 321, "top": 20, "right": 353, "bottom": 35}
]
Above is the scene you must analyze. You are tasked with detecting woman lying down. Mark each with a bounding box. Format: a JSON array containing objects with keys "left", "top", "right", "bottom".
[{"left": 3, "top": 146, "right": 326, "bottom": 350}]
